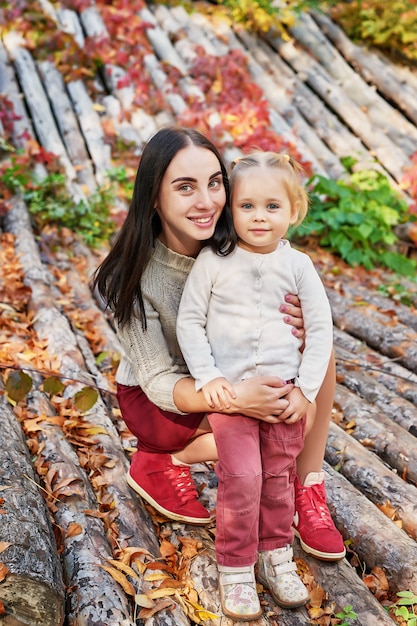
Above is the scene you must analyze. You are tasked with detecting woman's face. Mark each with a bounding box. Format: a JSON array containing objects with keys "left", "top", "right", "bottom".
[{"left": 156, "top": 144, "right": 226, "bottom": 257}]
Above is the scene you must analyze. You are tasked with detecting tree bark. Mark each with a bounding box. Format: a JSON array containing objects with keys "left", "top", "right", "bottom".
[
  {"left": 327, "top": 289, "right": 417, "bottom": 374},
  {"left": 325, "top": 422, "right": 417, "bottom": 540},
  {"left": 0, "top": 392, "right": 65, "bottom": 626},
  {"left": 324, "top": 463, "right": 417, "bottom": 595},
  {"left": 333, "top": 382, "right": 417, "bottom": 484},
  {"left": 287, "top": 12, "right": 417, "bottom": 155},
  {"left": 312, "top": 11, "right": 417, "bottom": 126},
  {"left": 294, "top": 543, "right": 396, "bottom": 626},
  {"left": 265, "top": 31, "right": 409, "bottom": 182},
  {"left": 3, "top": 197, "right": 192, "bottom": 625},
  {"left": 333, "top": 327, "right": 417, "bottom": 426}
]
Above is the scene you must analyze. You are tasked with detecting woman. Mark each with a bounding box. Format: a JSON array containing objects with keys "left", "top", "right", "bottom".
[{"left": 93, "top": 126, "right": 344, "bottom": 562}]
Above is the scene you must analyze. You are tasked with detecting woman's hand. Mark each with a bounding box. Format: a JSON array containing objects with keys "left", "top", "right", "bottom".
[
  {"left": 230, "top": 376, "right": 293, "bottom": 422},
  {"left": 280, "top": 293, "right": 305, "bottom": 341}
]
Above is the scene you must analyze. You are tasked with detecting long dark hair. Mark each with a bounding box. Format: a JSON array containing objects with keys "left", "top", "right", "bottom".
[{"left": 92, "top": 126, "right": 231, "bottom": 328}]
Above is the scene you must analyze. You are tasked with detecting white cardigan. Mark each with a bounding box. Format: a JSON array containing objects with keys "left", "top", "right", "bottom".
[{"left": 177, "top": 241, "right": 333, "bottom": 403}]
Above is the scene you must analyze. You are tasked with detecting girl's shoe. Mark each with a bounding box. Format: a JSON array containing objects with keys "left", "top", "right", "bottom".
[
  {"left": 218, "top": 564, "right": 262, "bottom": 621},
  {"left": 257, "top": 545, "right": 309, "bottom": 608}
]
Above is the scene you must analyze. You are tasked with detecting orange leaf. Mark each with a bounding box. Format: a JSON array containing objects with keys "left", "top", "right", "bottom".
[
  {"left": 0, "top": 562, "right": 9, "bottom": 583},
  {"left": 98, "top": 564, "right": 136, "bottom": 596},
  {"left": 137, "top": 598, "right": 174, "bottom": 619},
  {"left": 106, "top": 558, "right": 139, "bottom": 579},
  {"left": 160, "top": 539, "right": 177, "bottom": 559},
  {"left": 67, "top": 523, "right": 82, "bottom": 538}
]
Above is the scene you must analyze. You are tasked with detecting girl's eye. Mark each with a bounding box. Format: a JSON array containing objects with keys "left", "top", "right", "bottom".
[
  {"left": 242, "top": 203, "right": 252, "bottom": 210},
  {"left": 268, "top": 203, "right": 279, "bottom": 210}
]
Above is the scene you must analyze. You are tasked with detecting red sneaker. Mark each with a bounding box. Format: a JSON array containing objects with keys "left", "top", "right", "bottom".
[
  {"left": 126, "top": 451, "right": 212, "bottom": 525},
  {"left": 293, "top": 472, "right": 346, "bottom": 561}
]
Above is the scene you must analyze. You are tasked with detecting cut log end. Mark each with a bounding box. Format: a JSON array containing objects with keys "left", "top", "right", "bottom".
[{"left": 0, "top": 574, "right": 64, "bottom": 626}]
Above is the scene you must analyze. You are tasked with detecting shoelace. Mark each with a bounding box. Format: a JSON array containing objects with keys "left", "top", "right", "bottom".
[
  {"left": 165, "top": 465, "right": 198, "bottom": 504},
  {"left": 298, "top": 483, "right": 334, "bottom": 530}
]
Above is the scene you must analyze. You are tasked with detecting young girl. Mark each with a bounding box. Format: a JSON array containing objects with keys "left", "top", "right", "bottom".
[
  {"left": 176, "top": 151, "right": 334, "bottom": 619},
  {"left": 93, "top": 126, "right": 343, "bottom": 564}
]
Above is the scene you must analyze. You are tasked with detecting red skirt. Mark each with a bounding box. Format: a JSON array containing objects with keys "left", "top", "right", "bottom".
[{"left": 116, "top": 383, "right": 205, "bottom": 453}]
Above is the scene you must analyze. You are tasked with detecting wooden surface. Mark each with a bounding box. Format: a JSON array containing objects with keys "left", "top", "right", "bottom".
[{"left": 1, "top": 2, "right": 417, "bottom": 624}]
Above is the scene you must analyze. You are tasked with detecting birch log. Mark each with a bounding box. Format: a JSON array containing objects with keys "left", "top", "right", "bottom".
[
  {"left": 324, "top": 463, "right": 417, "bottom": 594},
  {"left": 325, "top": 422, "right": 417, "bottom": 540},
  {"left": 0, "top": 392, "right": 65, "bottom": 626}
]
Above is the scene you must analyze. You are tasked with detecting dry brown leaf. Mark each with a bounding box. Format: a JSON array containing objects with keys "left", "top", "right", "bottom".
[
  {"left": 158, "top": 578, "right": 185, "bottom": 589},
  {"left": 160, "top": 539, "right": 177, "bottom": 559},
  {"left": 147, "top": 587, "right": 178, "bottom": 599},
  {"left": 359, "top": 438, "right": 376, "bottom": 448},
  {"left": 118, "top": 546, "right": 153, "bottom": 566},
  {"left": 308, "top": 582, "right": 327, "bottom": 608},
  {"left": 106, "top": 558, "right": 139, "bottom": 579},
  {"left": 134, "top": 593, "right": 155, "bottom": 609},
  {"left": 178, "top": 536, "right": 203, "bottom": 559},
  {"left": 145, "top": 561, "right": 174, "bottom": 573},
  {"left": 363, "top": 565, "right": 389, "bottom": 601},
  {"left": 0, "top": 543, "right": 10, "bottom": 555},
  {"left": 52, "top": 476, "right": 85, "bottom": 499},
  {"left": 98, "top": 564, "right": 136, "bottom": 596},
  {"left": 66, "top": 523, "right": 82, "bottom": 538},
  {"left": 344, "top": 419, "right": 356, "bottom": 431},
  {"left": 377, "top": 500, "right": 398, "bottom": 521},
  {"left": 144, "top": 573, "right": 171, "bottom": 582},
  {"left": 137, "top": 597, "right": 174, "bottom": 619},
  {"left": 0, "top": 562, "right": 9, "bottom": 583}
]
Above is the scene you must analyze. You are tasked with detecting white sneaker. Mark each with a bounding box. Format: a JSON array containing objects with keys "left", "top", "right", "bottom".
[
  {"left": 257, "top": 545, "right": 309, "bottom": 608},
  {"left": 218, "top": 564, "right": 263, "bottom": 621}
]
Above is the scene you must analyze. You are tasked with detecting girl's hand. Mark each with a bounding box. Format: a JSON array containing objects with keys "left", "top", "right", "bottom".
[
  {"left": 278, "top": 387, "right": 310, "bottom": 423},
  {"left": 202, "top": 377, "right": 236, "bottom": 410},
  {"left": 280, "top": 293, "right": 305, "bottom": 341},
  {"left": 231, "top": 376, "right": 293, "bottom": 422}
]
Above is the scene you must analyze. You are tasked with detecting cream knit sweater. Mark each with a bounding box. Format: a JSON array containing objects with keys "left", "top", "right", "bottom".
[{"left": 115, "top": 239, "right": 194, "bottom": 413}]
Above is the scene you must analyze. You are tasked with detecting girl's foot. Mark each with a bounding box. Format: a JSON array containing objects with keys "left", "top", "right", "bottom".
[
  {"left": 218, "top": 564, "right": 262, "bottom": 621},
  {"left": 257, "top": 545, "right": 309, "bottom": 608}
]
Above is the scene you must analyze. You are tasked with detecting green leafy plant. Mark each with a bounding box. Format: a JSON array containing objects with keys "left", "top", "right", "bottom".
[
  {"left": 388, "top": 590, "right": 417, "bottom": 625},
  {"left": 377, "top": 281, "right": 416, "bottom": 307},
  {"left": 1, "top": 163, "right": 117, "bottom": 247},
  {"left": 291, "top": 163, "right": 417, "bottom": 277},
  {"left": 220, "top": 0, "right": 290, "bottom": 33},
  {"left": 23, "top": 173, "right": 116, "bottom": 247},
  {"left": 330, "top": 0, "right": 417, "bottom": 64},
  {"left": 335, "top": 604, "right": 358, "bottom": 625}
]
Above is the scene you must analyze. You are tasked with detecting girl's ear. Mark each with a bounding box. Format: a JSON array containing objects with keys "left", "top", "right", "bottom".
[{"left": 289, "top": 201, "right": 300, "bottom": 225}]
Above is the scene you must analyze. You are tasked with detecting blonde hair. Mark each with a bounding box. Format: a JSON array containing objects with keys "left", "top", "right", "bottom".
[{"left": 229, "top": 151, "right": 309, "bottom": 227}]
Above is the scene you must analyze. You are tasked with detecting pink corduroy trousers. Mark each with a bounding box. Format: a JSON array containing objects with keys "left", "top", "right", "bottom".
[{"left": 208, "top": 412, "right": 305, "bottom": 567}]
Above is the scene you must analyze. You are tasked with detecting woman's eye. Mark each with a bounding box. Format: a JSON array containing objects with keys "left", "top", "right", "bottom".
[
  {"left": 179, "top": 184, "right": 192, "bottom": 192},
  {"left": 209, "top": 178, "right": 222, "bottom": 189}
]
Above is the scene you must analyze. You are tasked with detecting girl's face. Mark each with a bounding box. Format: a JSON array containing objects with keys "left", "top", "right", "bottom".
[
  {"left": 231, "top": 166, "right": 298, "bottom": 254},
  {"left": 156, "top": 144, "right": 226, "bottom": 257}
]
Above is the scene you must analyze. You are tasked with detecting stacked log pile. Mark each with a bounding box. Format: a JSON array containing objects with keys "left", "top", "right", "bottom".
[{"left": 0, "top": 1, "right": 417, "bottom": 624}]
